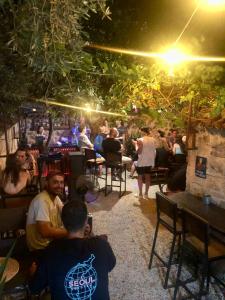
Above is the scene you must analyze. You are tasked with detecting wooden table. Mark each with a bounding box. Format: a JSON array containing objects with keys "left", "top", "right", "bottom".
[
  {"left": 168, "top": 192, "right": 225, "bottom": 235},
  {"left": 0, "top": 257, "right": 19, "bottom": 282}
]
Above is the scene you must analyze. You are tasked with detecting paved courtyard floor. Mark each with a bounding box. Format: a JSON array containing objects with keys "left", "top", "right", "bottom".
[{"left": 88, "top": 177, "right": 225, "bottom": 300}]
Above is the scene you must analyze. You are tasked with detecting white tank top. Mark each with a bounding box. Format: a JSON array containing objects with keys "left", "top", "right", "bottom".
[{"left": 137, "top": 136, "right": 156, "bottom": 167}]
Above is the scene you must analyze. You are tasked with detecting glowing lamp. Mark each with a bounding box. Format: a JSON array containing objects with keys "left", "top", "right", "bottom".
[{"left": 162, "top": 48, "right": 187, "bottom": 66}]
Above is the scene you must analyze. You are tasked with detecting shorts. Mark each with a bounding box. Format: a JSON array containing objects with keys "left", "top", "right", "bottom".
[{"left": 136, "top": 166, "right": 152, "bottom": 175}]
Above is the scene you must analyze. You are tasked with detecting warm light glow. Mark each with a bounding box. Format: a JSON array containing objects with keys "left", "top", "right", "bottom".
[
  {"left": 200, "top": 0, "right": 225, "bottom": 9},
  {"left": 88, "top": 44, "right": 225, "bottom": 64},
  {"left": 85, "top": 103, "right": 91, "bottom": 113},
  {"left": 205, "top": 0, "right": 225, "bottom": 6},
  {"left": 37, "top": 99, "right": 124, "bottom": 116},
  {"left": 162, "top": 48, "right": 187, "bottom": 66}
]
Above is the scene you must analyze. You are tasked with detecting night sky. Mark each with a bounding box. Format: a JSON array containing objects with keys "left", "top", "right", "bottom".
[{"left": 87, "top": 0, "right": 225, "bottom": 56}]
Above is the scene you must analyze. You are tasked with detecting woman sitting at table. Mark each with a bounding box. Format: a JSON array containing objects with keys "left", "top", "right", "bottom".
[{"left": 1, "top": 154, "right": 31, "bottom": 195}]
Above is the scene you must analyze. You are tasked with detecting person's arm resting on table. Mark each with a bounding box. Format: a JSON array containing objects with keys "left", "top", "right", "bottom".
[
  {"left": 37, "top": 221, "right": 67, "bottom": 239},
  {"left": 35, "top": 200, "right": 67, "bottom": 239}
]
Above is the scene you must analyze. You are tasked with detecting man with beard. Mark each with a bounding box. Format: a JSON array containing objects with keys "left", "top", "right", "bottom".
[{"left": 26, "top": 172, "right": 67, "bottom": 252}]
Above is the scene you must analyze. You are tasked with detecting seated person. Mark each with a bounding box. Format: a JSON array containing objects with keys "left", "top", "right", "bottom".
[
  {"left": 29, "top": 200, "right": 116, "bottom": 300},
  {"left": 78, "top": 124, "right": 94, "bottom": 149},
  {"left": 94, "top": 126, "right": 106, "bottom": 155},
  {"left": 26, "top": 172, "right": 67, "bottom": 252},
  {"left": 102, "top": 128, "right": 131, "bottom": 180},
  {"left": 166, "top": 165, "right": 187, "bottom": 194},
  {"left": 102, "top": 128, "right": 122, "bottom": 155},
  {"left": 15, "top": 147, "right": 37, "bottom": 178},
  {"left": 1, "top": 154, "right": 31, "bottom": 195}
]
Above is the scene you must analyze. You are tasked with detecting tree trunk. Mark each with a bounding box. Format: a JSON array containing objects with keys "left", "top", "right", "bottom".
[
  {"left": 45, "top": 114, "right": 54, "bottom": 151},
  {"left": 186, "top": 99, "right": 193, "bottom": 150}
]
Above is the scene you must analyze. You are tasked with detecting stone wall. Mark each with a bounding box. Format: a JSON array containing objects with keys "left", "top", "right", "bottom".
[{"left": 186, "top": 128, "right": 225, "bottom": 207}]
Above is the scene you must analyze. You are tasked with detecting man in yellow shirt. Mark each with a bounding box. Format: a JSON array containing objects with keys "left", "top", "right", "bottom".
[{"left": 26, "top": 172, "right": 67, "bottom": 252}]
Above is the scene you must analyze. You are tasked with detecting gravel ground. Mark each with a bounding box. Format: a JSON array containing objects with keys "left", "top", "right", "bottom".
[{"left": 87, "top": 176, "right": 225, "bottom": 300}]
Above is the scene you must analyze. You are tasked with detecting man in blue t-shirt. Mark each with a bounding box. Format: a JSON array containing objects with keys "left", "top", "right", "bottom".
[{"left": 29, "top": 200, "right": 116, "bottom": 300}]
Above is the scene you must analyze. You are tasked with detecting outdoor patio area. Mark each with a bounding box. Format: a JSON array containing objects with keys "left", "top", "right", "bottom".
[{"left": 88, "top": 178, "right": 225, "bottom": 300}]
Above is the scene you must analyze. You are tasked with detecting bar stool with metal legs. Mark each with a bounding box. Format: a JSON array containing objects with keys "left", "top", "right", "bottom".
[
  {"left": 84, "top": 148, "right": 105, "bottom": 185},
  {"left": 149, "top": 192, "right": 182, "bottom": 289},
  {"left": 105, "top": 152, "right": 126, "bottom": 198},
  {"left": 173, "top": 208, "right": 225, "bottom": 300}
]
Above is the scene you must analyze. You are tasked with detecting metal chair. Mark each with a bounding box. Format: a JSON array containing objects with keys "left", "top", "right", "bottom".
[
  {"left": 173, "top": 208, "right": 225, "bottom": 299},
  {"left": 104, "top": 152, "right": 126, "bottom": 198},
  {"left": 149, "top": 192, "right": 182, "bottom": 289},
  {"left": 84, "top": 148, "right": 105, "bottom": 185}
]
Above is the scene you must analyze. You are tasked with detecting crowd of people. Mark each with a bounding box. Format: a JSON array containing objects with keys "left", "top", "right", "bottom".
[
  {"left": 0, "top": 117, "right": 188, "bottom": 299},
  {"left": 26, "top": 172, "right": 116, "bottom": 300}
]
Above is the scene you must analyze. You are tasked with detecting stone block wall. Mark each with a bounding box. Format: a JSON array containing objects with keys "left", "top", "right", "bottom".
[{"left": 186, "top": 128, "right": 225, "bottom": 207}]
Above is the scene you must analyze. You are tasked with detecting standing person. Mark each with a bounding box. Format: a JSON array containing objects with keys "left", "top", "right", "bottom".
[
  {"left": 136, "top": 127, "right": 156, "bottom": 199},
  {"left": 168, "top": 129, "right": 178, "bottom": 150},
  {"left": 155, "top": 130, "right": 170, "bottom": 168},
  {"left": 26, "top": 172, "right": 67, "bottom": 253},
  {"left": 35, "top": 125, "right": 46, "bottom": 153},
  {"left": 116, "top": 120, "right": 126, "bottom": 138},
  {"left": 102, "top": 119, "right": 110, "bottom": 136},
  {"left": 29, "top": 200, "right": 116, "bottom": 300}
]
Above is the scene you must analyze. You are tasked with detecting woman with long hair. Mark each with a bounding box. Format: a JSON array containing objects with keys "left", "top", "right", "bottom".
[
  {"left": 2, "top": 154, "right": 31, "bottom": 195},
  {"left": 172, "top": 136, "right": 186, "bottom": 155}
]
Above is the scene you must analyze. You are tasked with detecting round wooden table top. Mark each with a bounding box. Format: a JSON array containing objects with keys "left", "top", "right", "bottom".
[{"left": 0, "top": 257, "right": 19, "bottom": 282}]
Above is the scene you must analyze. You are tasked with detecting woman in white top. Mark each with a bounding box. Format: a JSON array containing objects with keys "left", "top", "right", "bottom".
[
  {"left": 2, "top": 154, "right": 31, "bottom": 195},
  {"left": 172, "top": 136, "right": 185, "bottom": 155},
  {"left": 136, "top": 127, "right": 156, "bottom": 199}
]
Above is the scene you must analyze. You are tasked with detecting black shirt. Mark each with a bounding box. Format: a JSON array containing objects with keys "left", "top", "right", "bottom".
[
  {"left": 29, "top": 237, "right": 116, "bottom": 300},
  {"left": 102, "top": 138, "right": 121, "bottom": 153}
]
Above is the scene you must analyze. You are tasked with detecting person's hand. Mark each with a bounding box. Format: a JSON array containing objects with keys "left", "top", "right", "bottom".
[
  {"left": 16, "top": 229, "right": 26, "bottom": 237},
  {"left": 84, "top": 224, "right": 91, "bottom": 237}
]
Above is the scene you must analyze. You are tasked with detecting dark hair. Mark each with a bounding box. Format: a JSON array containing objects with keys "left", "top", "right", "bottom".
[
  {"left": 16, "top": 147, "right": 28, "bottom": 153},
  {"left": 158, "top": 130, "right": 165, "bottom": 137},
  {"left": 3, "top": 154, "right": 21, "bottom": 186},
  {"left": 61, "top": 200, "right": 87, "bottom": 232},
  {"left": 175, "top": 136, "right": 186, "bottom": 153},
  {"left": 37, "top": 125, "right": 44, "bottom": 134},
  {"left": 78, "top": 124, "right": 85, "bottom": 133},
  {"left": 46, "top": 172, "right": 64, "bottom": 182},
  {"left": 140, "top": 127, "right": 150, "bottom": 135}
]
